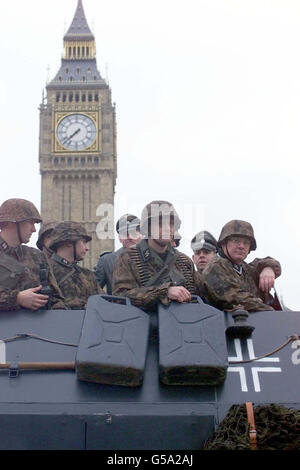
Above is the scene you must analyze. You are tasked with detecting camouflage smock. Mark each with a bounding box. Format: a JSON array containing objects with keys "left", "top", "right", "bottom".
[
  {"left": 0, "top": 236, "right": 65, "bottom": 311},
  {"left": 202, "top": 252, "right": 282, "bottom": 312},
  {"left": 112, "top": 239, "right": 203, "bottom": 312},
  {"left": 49, "top": 253, "right": 103, "bottom": 310}
]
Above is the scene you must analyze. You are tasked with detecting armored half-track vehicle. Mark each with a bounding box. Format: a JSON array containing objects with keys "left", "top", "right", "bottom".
[{"left": 0, "top": 294, "right": 299, "bottom": 450}]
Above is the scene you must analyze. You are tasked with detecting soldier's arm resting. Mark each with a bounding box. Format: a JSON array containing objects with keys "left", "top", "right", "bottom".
[
  {"left": 17, "top": 286, "right": 49, "bottom": 310},
  {"left": 0, "top": 286, "right": 49, "bottom": 312},
  {"left": 0, "top": 288, "right": 25, "bottom": 311},
  {"left": 203, "top": 262, "right": 274, "bottom": 312},
  {"left": 249, "top": 256, "right": 281, "bottom": 293},
  {"left": 112, "top": 252, "right": 172, "bottom": 311},
  {"left": 249, "top": 256, "right": 281, "bottom": 278},
  {"left": 167, "top": 286, "right": 191, "bottom": 302}
]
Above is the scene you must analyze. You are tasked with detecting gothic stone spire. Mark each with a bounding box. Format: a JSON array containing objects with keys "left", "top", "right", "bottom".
[{"left": 64, "top": 0, "right": 94, "bottom": 41}]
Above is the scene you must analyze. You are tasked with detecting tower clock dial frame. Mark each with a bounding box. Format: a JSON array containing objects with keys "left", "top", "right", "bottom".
[{"left": 54, "top": 111, "right": 100, "bottom": 153}]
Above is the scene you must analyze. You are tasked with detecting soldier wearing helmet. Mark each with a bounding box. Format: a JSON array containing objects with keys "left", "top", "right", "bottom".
[
  {"left": 94, "top": 214, "right": 143, "bottom": 294},
  {"left": 48, "top": 221, "right": 103, "bottom": 309},
  {"left": 0, "top": 199, "right": 65, "bottom": 311},
  {"left": 36, "top": 221, "right": 57, "bottom": 259},
  {"left": 112, "top": 201, "right": 203, "bottom": 312},
  {"left": 191, "top": 230, "right": 217, "bottom": 273},
  {"left": 202, "top": 219, "right": 282, "bottom": 312}
]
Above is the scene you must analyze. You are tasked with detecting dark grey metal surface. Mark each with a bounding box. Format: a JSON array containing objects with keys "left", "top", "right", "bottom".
[{"left": 0, "top": 297, "right": 299, "bottom": 450}]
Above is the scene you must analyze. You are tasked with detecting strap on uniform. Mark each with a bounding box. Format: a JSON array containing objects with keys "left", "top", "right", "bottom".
[
  {"left": 245, "top": 402, "right": 257, "bottom": 450},
  {"left": 134, "top": 242, "right": 192, "bottom": 290},
  {"left": 51, "top": 253, "right": 78, "bottom": 286},
  {"left": 135, "top": 242, "right": 178, "bottom": 287},
  {"left": 57, "top": 267, "right": 77, "bottom": 287}
]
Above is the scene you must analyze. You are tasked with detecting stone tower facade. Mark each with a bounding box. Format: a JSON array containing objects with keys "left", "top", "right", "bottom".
[{"left": 39, "top": 0, "right": 117, "bottom": 269}]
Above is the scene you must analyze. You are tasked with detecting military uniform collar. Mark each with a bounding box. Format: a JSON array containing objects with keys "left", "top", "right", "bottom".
[
  {"left": 51, "top": 252, "right": 81, "bottom": 271},
  {"left": 217, "top": 248, "right": 243, "bottom": 275},
  {"left": 0, "top": 235, "right": 23, "bottom": 261},
  {"left": 138, "top": 239, "right": 174, "bottom": 264}
]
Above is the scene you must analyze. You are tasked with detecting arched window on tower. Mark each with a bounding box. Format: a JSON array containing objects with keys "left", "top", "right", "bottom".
[{"left": 86, "top": 47, "right": 89, "bottom": 57}]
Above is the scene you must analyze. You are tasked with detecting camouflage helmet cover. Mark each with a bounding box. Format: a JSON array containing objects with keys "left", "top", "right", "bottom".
[
  {"left": 0, "top": 199, "right": 42, "bottom": 225},
  {"left": 36, "top": 221, "right": 58, "bottom": 250},
  {"left": 218, "top": 220, "right": 257, "bottom": 251},
  {"left": 140, "top": 200, "right": 181, "bottom": 237},
  {"left": 191, "top": 230, "right": 217, "bottom": 252},
  {"left": 49, "top": 221, "right": 92, "bottom": 251}
]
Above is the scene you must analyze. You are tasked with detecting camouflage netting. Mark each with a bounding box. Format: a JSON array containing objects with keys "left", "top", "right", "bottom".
[{"left": 202, "top": 403, "right": 300, "bottom": 450}]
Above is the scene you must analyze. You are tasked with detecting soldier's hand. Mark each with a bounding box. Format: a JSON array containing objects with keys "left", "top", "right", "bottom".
[
  {"left": 168, "top": 286, "right": 191, "bottom": 303},
  {"left": 17, "top": 286, "right": 49, "bottom": 311},
  {"left": 259, "top": 267, "right": 275, "bottom": 292}
]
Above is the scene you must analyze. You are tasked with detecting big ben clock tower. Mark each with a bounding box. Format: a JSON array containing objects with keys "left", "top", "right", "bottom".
[{"left": 39, "top": 0, "right": 117, "bottom": 269}]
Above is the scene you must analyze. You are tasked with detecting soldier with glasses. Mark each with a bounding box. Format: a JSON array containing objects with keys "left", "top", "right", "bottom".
[{"left": 202, "top": 220, "right": 282, "bottom": 312}]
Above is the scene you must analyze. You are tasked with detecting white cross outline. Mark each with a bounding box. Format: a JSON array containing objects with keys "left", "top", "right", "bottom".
[
  {"left": 228, "top": 338, "right": 282, "bottom": 392},
  {"left": 0, "top": 341, "right": 6, "bottom": 364}
]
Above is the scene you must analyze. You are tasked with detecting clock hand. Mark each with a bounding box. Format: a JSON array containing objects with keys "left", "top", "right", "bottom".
[{"left": 62, "top": 128, "right": 81, "bottom": 144}]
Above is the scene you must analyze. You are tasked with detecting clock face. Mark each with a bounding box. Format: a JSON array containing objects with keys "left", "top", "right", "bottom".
[{"left": 56, "top": 113, "right": 97, "bottom": 151}]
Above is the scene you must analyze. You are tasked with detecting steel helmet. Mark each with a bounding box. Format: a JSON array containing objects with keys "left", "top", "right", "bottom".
[
  {"left": 49, "top": 221, "right": 92, "bottom": 251},
  {"left": 140, "top": 200, "right": 181, "bottom": 237},
  {"left": 218, "top": 220, "right": 257, "bottom": 251},
  {"left": 0, "top": 199, "right": 42, "bottom": 225},
  {"left": 36, "top": 221, "right": 58, "bottom": 250}
]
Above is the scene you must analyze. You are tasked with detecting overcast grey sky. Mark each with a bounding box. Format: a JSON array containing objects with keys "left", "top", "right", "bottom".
[{"left": 0, "top": 0, "right": 299, "bottom": 309}]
